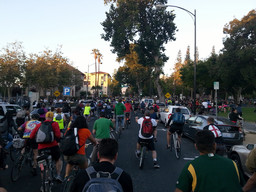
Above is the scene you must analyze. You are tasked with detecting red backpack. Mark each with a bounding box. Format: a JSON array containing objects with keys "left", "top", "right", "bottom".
[{"left": 141, "top": 117, "right": 153, "bottom": 138}]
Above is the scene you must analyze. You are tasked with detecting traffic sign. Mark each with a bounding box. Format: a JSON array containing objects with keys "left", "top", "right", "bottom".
[
  {"left": 214, "top": 82, "right": 219, "bottom": 90},
  {"left": 63, "top": 87, "right": 71, "bottom": 96},
  {"left": 165, "top": 92, "right": 171, "bottom": 98},
  {"left": 54, "top": 90, "right": 60, "bottom": 97}
]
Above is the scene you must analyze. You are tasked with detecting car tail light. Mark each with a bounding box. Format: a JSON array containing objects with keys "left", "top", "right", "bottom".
[{"left": 168, "top": 113, "right": 173, "bottom": 119}]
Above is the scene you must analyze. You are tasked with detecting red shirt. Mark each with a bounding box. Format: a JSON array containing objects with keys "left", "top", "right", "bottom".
[
  {"left": 30, "top": 120, "right": 61, "bottom": 150},
  {"left": 124, "top": 103, "right": 132, "bottom": 113}
]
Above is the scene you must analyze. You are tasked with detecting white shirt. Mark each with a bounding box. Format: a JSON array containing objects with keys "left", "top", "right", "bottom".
[
  {"left": 137, "top": 116, "right": 157, "bottom": 139},
  {"left": 202, "top": 101, "right": 208, "bottom": 109}
]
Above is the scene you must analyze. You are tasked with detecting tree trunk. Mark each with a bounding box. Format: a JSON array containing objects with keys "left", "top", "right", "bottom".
[
  {"left": 153, "top": 66, "right": 164, "bottom": 102},
  {"left": 7, "top": 87, "right": 11, "bottom": 101},
  {"left": 136, "top": 82, "right": 142, "bottom": 96}
]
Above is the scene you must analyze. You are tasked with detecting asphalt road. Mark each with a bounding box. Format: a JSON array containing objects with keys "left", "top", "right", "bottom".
[{"left": 0, "top": 113, "right": 199, "bottom": 192}]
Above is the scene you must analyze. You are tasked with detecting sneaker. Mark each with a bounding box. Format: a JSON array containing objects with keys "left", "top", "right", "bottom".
[
  {"left": 153, "top": 161, "right": 160, "bottom": 169},
  {"left": 135, "top": 151, "right": 141, "bottom": 158},
  {"left": 122, "top": 127, "right": 125, "bottom": 130},
  {"left": 166, "top": 145, "right": 170, "bottom": 149},
  {"left": 32, "top": 168, "right": 37, "bottom": 176},
  {"left": 55, "top": 175, "right": 63, "bottom": 183}
]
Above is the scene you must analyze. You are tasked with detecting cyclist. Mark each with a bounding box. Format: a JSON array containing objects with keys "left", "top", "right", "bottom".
[
  {"left": 140, "top": 101, "right": 146, "bottom": 114},
  {"left": 17, "top": 113, "right": 41, "bottom": 175},
  {"left": 135, "top": 111, "right": 160, "bottom": 168},
  {"left": 30, "top": 112, "right": 63, "bottom": 182},
  {"left": 175, "top": 130, "right": 243, "bottom": 192},
  {"left": 70, "top": 138, "right": 133, "bottom": 192},
  {"left": 124, "top": 100, "right": 132, "bottom": 126},
  {"left": 64, "top": 116, "right": 97, "bottom": 178},
  {"left": 203, "top": 117, "right": 226, "bottom": 156},
  {"left": 53, "top": 108, "right": 66, "bottom": 135},
  {"left": 229, "top": 108, "right": 243, "bottom": 124},
  {"left": 166, "top": 108, "right": 185, "bottom": 149},
  {"left": 114, "top": 98, "right": 126, "bottom": 131},
  {"left": 149, "top": 107, "right": 158, "bottom": 142},
  {"left": 83, "top": 103, "right": 91, "bottom": 121}
]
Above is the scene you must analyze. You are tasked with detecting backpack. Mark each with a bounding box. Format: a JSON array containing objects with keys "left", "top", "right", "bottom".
[
  {"left": 172, "top": 112, "right": 185, "bottom": 124},
  {"left": 83, "top": 166, "right": 124, "bottom": 192},
  {"left": 35, "top": 121, "right": 54, "bottom": 143},
  {"left": 55, "top": 114, "right": 62, "bottom": 121},
  {"left": 153, "top": 105, "right": 158, "bottom": 112},
  {"left": 141, "top": 117, "right": 153, "bottom": 138},
  {"left": 38, "top": 108, "right": 45, "bottom": 115},
  {"left": 60, "top": 127, "right": 81, "bottom": 156}
]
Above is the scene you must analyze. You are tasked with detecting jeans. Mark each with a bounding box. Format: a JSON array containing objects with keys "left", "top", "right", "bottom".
[
  {"left": 2, "top": 133, "right": 13, "bottom": 150},
  {"left": 116, "top": 115, "right": 124, "bottom": 132}
]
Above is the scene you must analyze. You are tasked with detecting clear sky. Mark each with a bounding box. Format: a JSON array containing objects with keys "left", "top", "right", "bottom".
[{"left": 0, "top": 0, "right": 254, "bottom": 76}]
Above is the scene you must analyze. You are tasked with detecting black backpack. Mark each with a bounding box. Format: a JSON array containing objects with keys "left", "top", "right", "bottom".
[
  {"left": 60, "top": 127, "right": 81, "bottom": 156},
  {"left": 35, "top": 121, "right": 54, "bottom": 143},
  {"left": 38, "top": 108, "right": 45, "bottom": 115}
]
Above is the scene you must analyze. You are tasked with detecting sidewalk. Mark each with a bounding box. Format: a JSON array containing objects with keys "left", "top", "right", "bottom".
[
  {"left": 244, "top": 121, "right": 256, "bottom": 133},
  {"left": 244, "top": 121, "right": 256, "bottom": 145}
]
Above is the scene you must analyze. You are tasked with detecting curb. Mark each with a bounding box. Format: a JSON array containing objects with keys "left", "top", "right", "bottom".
[{"left": 244, "top": 129, "right": 256, "bottom": 134}]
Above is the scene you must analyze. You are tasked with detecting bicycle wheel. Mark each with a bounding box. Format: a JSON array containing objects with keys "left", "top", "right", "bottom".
[
  {"left": 10, "top": 147, "right": 20, "bottom": 162},
  {"left": 42, "top": 168, "right": 51, "bottom": 192},
  {"left": 170, "top": 134, "right": 174, "bottom": 152},
  {"left": 139, "top": 146, "right": 145, "bottom": 169},
  {"left": 11, "top": 158, "right": 22, "bottom": 182},
  {"left": 110, "top": 131, "right": 118, "bottom": 141},
  {"left": 174, "top": 136, "right": 181, "bottom": 159}
]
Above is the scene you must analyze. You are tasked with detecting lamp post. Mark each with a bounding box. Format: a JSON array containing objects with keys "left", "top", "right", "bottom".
[
  {"left": 156, "top": 4, "right": 197, "bottom": 115},
  {"left": 86, "top": 63, "right": 95, "bottom": 99}
]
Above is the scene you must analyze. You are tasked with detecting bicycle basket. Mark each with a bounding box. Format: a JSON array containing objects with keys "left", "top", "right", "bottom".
[{"left": 12, "top": 135, "right": 25, "bottom": 149}]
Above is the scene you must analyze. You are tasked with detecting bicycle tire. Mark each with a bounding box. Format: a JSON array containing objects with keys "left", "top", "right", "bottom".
[
  {"left": 10, "top": 147, "right": 20, "bottom": 162},
  {"left": 175, "top": 139, "right": 181, "bottom": 159},
  {"left": 11, "top": 160, "right": 22, "bottom": 182},
  {"left": 42, "top": 168, "right": 51, "bottom": 192},
  {"left": 170, "top": 134, "right": 174, "bottom": 152},
  {"left": 139, "top": 146, "right": 145, "bottom": 169}
]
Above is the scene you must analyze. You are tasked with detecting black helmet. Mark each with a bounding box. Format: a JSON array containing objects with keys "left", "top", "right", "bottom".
[{"left": 31, "top": 113, "right": 40, "bottom": 120}]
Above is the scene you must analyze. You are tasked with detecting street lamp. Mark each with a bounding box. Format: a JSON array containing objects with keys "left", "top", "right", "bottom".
[
  {"left": 156, "top": 4, "right": 197, "bottom": 115},
  {"left": 86, "top": 63, "right": 95, "bottom": 99}
]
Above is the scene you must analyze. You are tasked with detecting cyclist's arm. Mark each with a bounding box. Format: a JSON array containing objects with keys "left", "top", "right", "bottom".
[
  {"left": 88, "top": 134, "right": 97, "bottom": 146},
  {"left": 167, "top": 116, "right": 172, "bottom": 127},
  {"left": 243, "top": 172, "right": 256, "bottom": 192}
]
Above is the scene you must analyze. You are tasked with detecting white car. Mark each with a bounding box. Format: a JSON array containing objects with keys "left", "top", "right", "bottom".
[{"left": 159, "top": 105, "right": 191, "bottom": 126}]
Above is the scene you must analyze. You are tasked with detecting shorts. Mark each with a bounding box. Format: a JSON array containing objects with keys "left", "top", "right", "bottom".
[
  {"left": 25, "top": 139, "right": 38, "bottom": 149},
  {"left": 137, "top": 137, "right": 155, "bottom": 151},
  {"left": 65, "top": 153, "right": 87, "bottom": 166},
  {"left": 169, "top": 123, "right": 183, "bottom": 135},
  {"left": 39, "top": 145, "right": 61, "bottom": 162}
]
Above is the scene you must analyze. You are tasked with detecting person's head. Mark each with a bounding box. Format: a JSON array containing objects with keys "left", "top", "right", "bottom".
[
  {"left": 98, "top": 138, "right": 118, "bottom": 162},
  {"left": 195, "top": 130, "right": 216, "bottom": 154},
  {"left": 207, "top": 117, "right": 215, "bottom": 125},
  {"left": 73, "top": 106, "right": 81, "bottom": 116},
  {"left": 45, "top": 112, "right": 54, "bottom": 120},
  {"left": 50, "top": 107, "right": 55, "bottom": 112},
  {"left": 144, "top": 110, "right": 150, "bottom": 117},
  {"left": 100, "top": 111, "right": 105, "bottom": 118},
  {"left": 31, "top": 113, "right": 40, "bottom": 120},
  {"left": 56, "top": 108, "right": 61, "bottom": 113},
  {"left": 232, "top": 108, "right": 237, "bottom": 113},
  {"left": 176, "top": 108, "right": 181, "bottom": 113},
  {"left": 70, "top": 115, "right": 88, "bottom": 129},
  {"left": 118, "top": 98, "right": 122, "bottom": 103}
]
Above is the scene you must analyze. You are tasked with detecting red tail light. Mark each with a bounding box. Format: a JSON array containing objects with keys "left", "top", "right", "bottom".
[{"left": 168, "top": 113, "right": 173, "bottom": 119}]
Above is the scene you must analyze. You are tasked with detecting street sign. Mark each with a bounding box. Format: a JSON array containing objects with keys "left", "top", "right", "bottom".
[
  {"left": 63, "top": 87, "right": 71, "bottom": 96},
  {"left": 54, "top": 90, "right": 60, "bottom": 97},
  {"left": 165, "top": 92, "right": 171, "bottom": 98},
  {"left": 214, "top": 82, "right": 219, "bottom": 90}
]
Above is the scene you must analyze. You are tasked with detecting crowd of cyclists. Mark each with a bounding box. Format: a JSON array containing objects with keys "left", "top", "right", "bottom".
[{"left": 0, "top": 96, "right": 252, "bottom": 192}]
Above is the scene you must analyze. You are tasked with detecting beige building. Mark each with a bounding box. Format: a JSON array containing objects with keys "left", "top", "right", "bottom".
[{"left": 83, "top": 72, "right": 111, "bottom": 96}]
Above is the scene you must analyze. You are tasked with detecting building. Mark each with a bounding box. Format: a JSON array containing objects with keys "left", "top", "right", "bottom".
[{"left": 83, "top": 71, "right": 111, "bottom": 96}]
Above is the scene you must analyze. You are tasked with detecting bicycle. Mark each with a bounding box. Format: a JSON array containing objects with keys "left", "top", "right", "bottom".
[
  {"left": 139, "top": 141, "right": 149, "bottom": 169},
  {"left": 62, "top": 143, "right": 92, "bottom": 192},
  {"left": 125, "top": 113, "right": 131, "bottom": 129},
  {"left": 116, "top": 116, "right": 123, "bottom": 138},
  {"left": 110, "top": 129, "right": 118, "bottom": 141},
  {"left": 170, "top": 131, "right": 181, "bottom": 159},
  {"left": 11, "top": 138, "right": 34, "bottom": 182},
  {"left": 37, "top": 150, "right": 56, "bottom": 192}
]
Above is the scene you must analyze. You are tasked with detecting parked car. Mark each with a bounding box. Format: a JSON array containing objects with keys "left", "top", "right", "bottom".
[
  {"left": 159, "top": 105, "right": 191, "bottom": 126},
  {"left": 0, "top": 102, "right": 20, "bottom": 133},
  {"left": 140, "top": 98, "right": 154, "bottom": 108},
  {"left": 183, "top": 115, "right": 244, "bottom": 147},
  {"left": 228, "top": 144, "right": 255, "bottom": 178}
]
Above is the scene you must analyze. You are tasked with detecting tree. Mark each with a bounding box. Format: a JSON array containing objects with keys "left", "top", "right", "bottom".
[
  {"left": 101, "top": 0, "right": 177, "bottom": 101},
  {"left": 172, "top": 50, "right": 183, "bottom": 95},
  {"left": 220, "top": 9, "right": 256, "bottom": 102},
  {"left": 0, "top": 42, "right": 26, "bottom": 98}
]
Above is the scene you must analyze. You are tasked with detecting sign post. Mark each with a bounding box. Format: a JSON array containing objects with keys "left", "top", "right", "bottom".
[{"left": 214, "top": 82, "right": 219, "bottom": 117}]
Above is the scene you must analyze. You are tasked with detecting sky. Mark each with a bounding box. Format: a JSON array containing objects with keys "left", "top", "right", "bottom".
[{"left": 0, "top": 0, "right": 254, "bottom": 76}]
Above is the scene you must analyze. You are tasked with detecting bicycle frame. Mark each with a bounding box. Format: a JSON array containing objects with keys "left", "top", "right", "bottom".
[{"left": 171, "top": 132, "right": 181, "bottom": 159}]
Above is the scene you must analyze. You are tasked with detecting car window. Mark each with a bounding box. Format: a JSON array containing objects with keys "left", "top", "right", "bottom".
[
  {"left": 195, "top": 117, "right": 204, "bottom": 125},
  {"left": 171, "top": 108, "right": 189, "bottom": 115},
  {"left": 0, "top": 106, "right": 4, "bottom": 116},
  {"left": 6, "top": 106, "right": 16, "bottom": 116},
  {"left": 149, "top": 100, "right": 153, "bottom": 103}
]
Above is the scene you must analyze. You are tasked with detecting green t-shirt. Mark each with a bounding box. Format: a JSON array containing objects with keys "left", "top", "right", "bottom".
[
  {"left": 114, "top": 102, "right": 126, "bottom": 115},
  {"left": 176, "top": 154, "right": 242, "bottom": 192},
  {"left": 93, "top": 118, "right": 114, "bottom": 139}
]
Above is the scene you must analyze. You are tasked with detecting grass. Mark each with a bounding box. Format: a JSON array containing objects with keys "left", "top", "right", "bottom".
[{"left": 218, "top": 107, "right": 256, "bottom": 122}]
